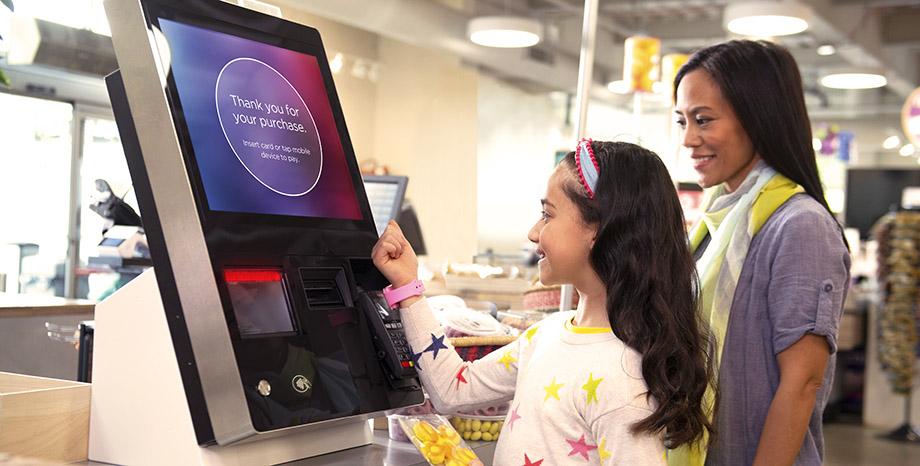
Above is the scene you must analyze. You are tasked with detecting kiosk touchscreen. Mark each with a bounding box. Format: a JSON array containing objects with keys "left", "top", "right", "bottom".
[{"left": 91, "top": 0, "right": 423, "bottom": 463}]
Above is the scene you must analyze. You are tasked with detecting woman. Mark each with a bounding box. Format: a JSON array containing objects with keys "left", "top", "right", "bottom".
[{"left": 669, "top": 40, "right": 850, "bottom": 466}]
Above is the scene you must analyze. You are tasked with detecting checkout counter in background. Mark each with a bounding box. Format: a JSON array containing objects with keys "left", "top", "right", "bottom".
[
  {"left": 0, "top": 227, "right": 150, "bottom": 383},
  {"left": 0, "top": 244, "right": 98, "bottom": 383},
  {"left": 82, "top": 225, "right": 151, "bottom": 301},
  {"left": 0, "top": 292, "right": 95, "bottom": 382}
]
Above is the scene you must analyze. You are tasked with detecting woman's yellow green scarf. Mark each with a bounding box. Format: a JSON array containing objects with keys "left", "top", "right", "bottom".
[{"left": 668, "top": 162, "right": 804, "bottom": 466}]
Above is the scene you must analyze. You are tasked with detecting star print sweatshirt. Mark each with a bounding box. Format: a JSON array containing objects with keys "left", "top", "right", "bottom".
[{"left": 401, "top": 297, "right": 666, "bottom": 466}]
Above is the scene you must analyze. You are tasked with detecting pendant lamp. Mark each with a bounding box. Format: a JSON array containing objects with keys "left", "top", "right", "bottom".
[
  {"left": 723, "top": 1, "right": 811, "bottom": 36},
  {"left": 467, "top": 16, "right": 542, "bottom": 48}
]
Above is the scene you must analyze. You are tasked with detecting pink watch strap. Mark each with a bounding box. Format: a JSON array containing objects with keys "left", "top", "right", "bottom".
[{"left": 383, "top": 280, "right": 425, "bottom": 309}]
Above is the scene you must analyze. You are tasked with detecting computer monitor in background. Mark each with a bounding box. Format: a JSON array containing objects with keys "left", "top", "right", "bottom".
[
  {"left": 361, "top": 174, "right": 427, "bottom": 255},
  {"left": 845, "top": 168, "right": 920, "bottom": 239},
  {"left": 362, "top": 174, "right": 407, "bottom": 236},
  {"left": 396, "top": 201, "right": 427, "bottom": 256}
]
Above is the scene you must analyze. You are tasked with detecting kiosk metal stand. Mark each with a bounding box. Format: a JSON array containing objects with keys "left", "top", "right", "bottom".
[{"left": 88, "top": 269, "right": 373, "bottom": 465}]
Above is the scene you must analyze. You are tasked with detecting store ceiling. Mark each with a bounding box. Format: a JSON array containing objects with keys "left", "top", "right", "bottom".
[{"left": 281, "top": 0, "right": 920, "bottom": 120}]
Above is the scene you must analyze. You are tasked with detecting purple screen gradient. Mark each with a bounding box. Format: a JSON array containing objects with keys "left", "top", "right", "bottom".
[{"left": 158, "top": 19, "right": 362, "bottom": 220}]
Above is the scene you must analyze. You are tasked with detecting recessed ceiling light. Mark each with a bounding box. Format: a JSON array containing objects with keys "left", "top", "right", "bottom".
[
  {"left": 902, "top": 143, "right": 916, "bottom": 157},
  {"left": 468, "top": 16, "right": 542, "bottom": 48},
  {"left": 723, "top": 1, "right": 812, "bottom": 37}
]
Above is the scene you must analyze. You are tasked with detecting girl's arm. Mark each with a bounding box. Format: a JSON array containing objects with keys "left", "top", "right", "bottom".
[
  {"left": 400, "top": 298, "right": 518, "bottom": 414},
  {"left": 751, "top": 333, "right": 830, "bottom": 466},
  {"left": 371, "top": 220, "right": 517, "bottom": 413}
]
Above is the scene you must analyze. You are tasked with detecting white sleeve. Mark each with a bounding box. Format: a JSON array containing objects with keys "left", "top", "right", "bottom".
[{"left": 400, "top": 298, "right": 518, "bottom": 414}]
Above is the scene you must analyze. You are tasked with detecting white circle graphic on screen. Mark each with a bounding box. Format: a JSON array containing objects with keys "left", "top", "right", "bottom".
[{"left": 215, "top": 58, "right": 323, "bottom": 197}]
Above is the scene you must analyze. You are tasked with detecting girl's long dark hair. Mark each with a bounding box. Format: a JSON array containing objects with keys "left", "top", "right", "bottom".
[
  {"left": 673, "top": 39, "right": 832, "bottom": 216},
  {"left": 561, "top": 141, "right": 714, "bottom": 448}
]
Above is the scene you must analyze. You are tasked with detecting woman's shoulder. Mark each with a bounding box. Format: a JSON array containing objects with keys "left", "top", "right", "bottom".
[
  {"left": 753, "top": 194, "right": 850, "bottom": 267},
  {"left": 761, "top": 193, "right": 842, "bottom": 238}
]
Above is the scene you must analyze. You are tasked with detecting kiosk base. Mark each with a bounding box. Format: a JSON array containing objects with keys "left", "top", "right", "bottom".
[{"left": 88, "top": 269, "right": 373, "bottom": 465}]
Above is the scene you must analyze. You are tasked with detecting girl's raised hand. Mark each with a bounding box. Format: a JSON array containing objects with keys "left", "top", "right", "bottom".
[{"left": 371, "top": 220, "right": 419, "bottom": 288}]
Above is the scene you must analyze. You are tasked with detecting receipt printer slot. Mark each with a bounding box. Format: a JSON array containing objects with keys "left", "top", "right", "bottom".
[{"left": 299, "top": 268, "right": 351, "bottom": 310}]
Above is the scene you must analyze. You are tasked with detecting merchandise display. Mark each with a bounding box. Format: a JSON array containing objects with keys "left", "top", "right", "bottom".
[
  {"left": 522, "top": 279, "right": 579, "bottom": 313},
  {"left": 871, "top": 210, "right": 920, "bottom": 395},
  {"left": 438, "top": 308, "right": 507, "bottom": 338}
]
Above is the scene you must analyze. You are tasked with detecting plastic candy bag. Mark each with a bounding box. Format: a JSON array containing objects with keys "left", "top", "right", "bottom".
[{"left": 397, "top": 414, "right": 484, "bottom": 466}]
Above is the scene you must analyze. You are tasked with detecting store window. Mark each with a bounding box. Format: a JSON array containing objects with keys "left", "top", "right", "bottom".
[
  {"left": 0, "top": 92, "right": 73, "bottom": 295},
  {"left": 13, "top": 0, "right": 110, "bottom": 36}
]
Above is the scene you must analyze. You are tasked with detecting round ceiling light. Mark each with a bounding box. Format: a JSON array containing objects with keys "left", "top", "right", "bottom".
[
  {"left": 468, "top": 16, "right": 542, "bottom": 48},
  {"left": 723, "top": 2, "right": 812, "bottom": 37},
  {"left": 820, "top": 71, "right": 887, "bottom": 90},
  {"left": 816, "top": 44, "right": 836, "bottom": 56},
  {"left": 883, "top": 135, "right": 901, "bottom": 150}
]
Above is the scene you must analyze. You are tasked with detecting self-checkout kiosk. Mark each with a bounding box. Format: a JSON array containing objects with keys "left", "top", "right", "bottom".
[{"left": 89, "top": 0, "right": 424, "bottom": 464}]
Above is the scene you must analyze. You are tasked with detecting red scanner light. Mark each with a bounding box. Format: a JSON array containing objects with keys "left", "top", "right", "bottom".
[{"left": 224, "top": 269, "right": 282, "bottom": 283}]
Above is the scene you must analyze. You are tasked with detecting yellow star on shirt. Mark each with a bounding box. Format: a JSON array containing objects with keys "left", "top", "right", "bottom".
[
  {"left": 598, "top": 438, "right": 612, "bottom": 464},
  {"left": 497, "top": 350, "right": 517, "bottom": 372},
  {"left": 582, "top": 373, "right": 603, "bottom": 405},
  {"left": 543, "top": 376, "right": 565, "bottom": 403},
  {"left": 524, "top": 325, "right": 539, "bottom": 344}
]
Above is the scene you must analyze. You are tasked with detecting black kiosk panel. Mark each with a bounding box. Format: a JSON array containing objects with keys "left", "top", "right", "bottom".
[{"left": 104, "top": 0, "right": 422, "bottom": 446}]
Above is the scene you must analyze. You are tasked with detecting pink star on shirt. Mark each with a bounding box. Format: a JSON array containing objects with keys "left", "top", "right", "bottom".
[
  {"left": 565, "top": 434, "right": 597, "bottom": 461},
  {"left": 521, "top": 453, "right": 544, "bottom": 466},
  {"left": 455, "top": 365, "right": 468, "bottom": 390},
  {"left": 507, "top": 403, "right": 522, "bottom": 432}
]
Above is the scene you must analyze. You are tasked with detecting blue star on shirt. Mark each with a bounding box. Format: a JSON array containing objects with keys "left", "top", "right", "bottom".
[
  {"left": 424, "top": 333, "right": 448, "bottom": 359},
  {"left": 411, "top": 351, "right": 424, "bottom": 371}
]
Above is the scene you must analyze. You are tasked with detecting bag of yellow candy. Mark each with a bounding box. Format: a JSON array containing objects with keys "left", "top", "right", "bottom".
[{"left": 397, "top": 414, "right": 484, "bottom": 466}]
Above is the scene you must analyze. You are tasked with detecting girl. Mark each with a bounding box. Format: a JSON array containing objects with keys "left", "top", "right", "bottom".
[
  {"left": 671, "top": 40, "right": 850, "bottom": 466},
  {"left": 372, "top": 140, "right": 713, "bottom": 465}
]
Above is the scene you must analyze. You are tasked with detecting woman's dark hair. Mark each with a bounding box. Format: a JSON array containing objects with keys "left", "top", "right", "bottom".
[
  {"left": 560, "top": 141, "right": 714, "bottom": 448},
  {"left": 672, "top": 39, "right": 832, "bottom": 216}
]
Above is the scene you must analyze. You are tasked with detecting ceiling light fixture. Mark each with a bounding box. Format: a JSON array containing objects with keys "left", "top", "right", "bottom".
[
  {"left": 902, "top": 143, "right": 916, "bottom": 157},
  {"left": 820, "top": 69, "right": 887, "bottom": 90},
  {"left": 723, "top": 1, "right": 812, "bottom": 37},
  {"left": 883, "top": 135, "right": 901, "bottom": 150},
  {"left": 816, "top": 44, "right": 836, "bottom": 56},
  {"left": 607, "top": 80, "right": 629, "bottom": 94},
  {"left": 468, "top": 16, "right": 542, "bottom": 48}
]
